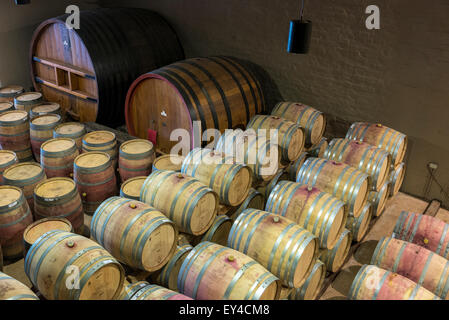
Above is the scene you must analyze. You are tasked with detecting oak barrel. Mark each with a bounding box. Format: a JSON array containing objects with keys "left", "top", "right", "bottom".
[
  {"left": 229, "top": 188, "right": 265, "bottom": 221},
  {"left": 368, "top": 182, "right": 390, "bottom": 217},
  {"left": 31, "top": 8, "right": 184, "bottom": 126},
  {"left": 228, "top": 209, "right": 318, "bottom": 288},
  {"left": 152, "top": 154, "right": 185, "bottom": 172},
  {"left": 120, "top": 282, "right": 192, "bottom": 300},
  {"left": 30, "top": 102, "right": 61, "bottom": 119},
  {"left": 306, "top": 138, "right": 328, "bottom": 158},
  {"left": 0, "top": 85, "right": 24, "bottom": 103},
  {"left": 288, "top": 260, "right": 325, "bottom": 300},
  {"left": 33, "top": 177, "right": 84, "bottom": 232},
  {"left": 125, "top": 56, "right": 264, "bottom": 153},
  {"left": 73, "top": 152, "right": 117, "bottom": 215},
  {"left": 389, "top": 162, "right": 406, "bottom": 197},
  {"left": 348, "top": 265, "right": 439, "bottom": 300},
  {"left": 320, "top": 229, "right": 352, "bottom": 272},
  {"left": 91, "top": 197, "right": 177, "bottom": 271},
  {"left": 53, "top": 122, "right": 86, "bottom": 151},
  {"left": 372, "top": 237, "right": 449, "bottom": 299},
  {"left": 3, "top": 162, "right": 46, "bottom": 214},
  {"left": 287, "top": 152, "right": 308, "bottom": 181},
  {"left": 296, "top": 158, "right": 370, "bottom": 217},
  {"left": 0, "top": 150, "right": 18, "bottom": 184},
  {"left": 200, "top": 215, "right": 233, "bottom": 246},
  {"left": 181, "top": 148, "right": 252, "bottom": 206},
  {"left": 30, "top": 114, "right": 61, "bottom": 162},
  {"left": 271, "top": 102, "right": 325, "bottom": 146},
  {"left": 82, "top": 131, "right": 118, "bottom": 167},
  {"left": 256, "top": 169, "right": 289, "bottom": 200},
  {"left": 40, "top": 138, "right": 79, "bottom": 178},
  {"left": 346, "top": 203, "right": 372, "bottom": 242},
  {"left": 0, "top": 110, "right": 33, "bottom": 162},
  {"left": 0, "top": 102, "right": 14, "bottom": 114},
  {"left": 140, "top": 170, "right": 218, "bottom": 235},
  {"left": 0, "top": 272, "right": 39, "bottom": 300},
  {"left": 178, "top": 241, "right": 280, "bottom": 300},
  {"left": 0, "top": 186, "right": 33, "bottom": 260},
  {"left": 120, "top": 176, "right": 147, "bottom": 201},
  {"left": 14, "top": 92, "right": 43, "bottom": 113},
  {"left": 25, "top": 230, "right": 124, "bottom": 300},
  {"left": 119, "top": 139, "right": 155, "bottom": 182},
  {"left": 265, "top": 181, "right": 347, "bottom": 249},
  {"left": 346, "top": 122, "right": 407, "bottom": 166}
]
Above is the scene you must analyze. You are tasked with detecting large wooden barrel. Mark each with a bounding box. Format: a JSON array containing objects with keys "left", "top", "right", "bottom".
[
  {"left": 0, "top": 186, "right": 33, "bottom": 260},
  {"left": 73, "top": 152, "right": 117, "bottom": 215},
  {"left": 140, "top": 170, "right": 218, "bottom": 235},
  {"left": 33, "top": 177, "right": 84, "bottom": 232},
  {"left": 287, "top": 152, "right": 308, "bottom": 181},
  {"left": 346, "top": 122, "right": 407, "bottom": 166},
  {"left": 120, "top": 282, "right": 192, "bottom": 300},
  {"left": 82, "top": 131, "right": 118, "bottom": 167},
  {"left": 393, "top": 211, "right": 449, "bottom": 259},
  {"left": 271, "top": 102, "right": 325, "bottom": 147},
  {"left": 30, "top": 114, "right": 61, "bottom": 162},
  {"left": 30, "top": 102, "right": 61, "bottom": 119},
  {"left": 324, "top": 139, "right": 391, "bottom": 191},
  {"left": 91, "top": 197, "right": 177, "bottom": 271},
  {"left": 0, "top": 102, "right": 14, "bottom": 114},
  {"left": 0, "top": 85, "right": 24, "bottom": 103},
  {"left": 120, "top": 176, "right": 147, "bottom": 201},
  {"left": 346, "top": 203, "right": 372, "bottom": 242},
  {"left": 126, "top": 56, "right": 265, "bottom": 153},
  {"left": 0, "top": 272, "right": 39, "bottom": 300},
  {"left": 229, "top": 188, "right": 265, "bottom": 221},
  {"left": 152, "top": 154, "right": 185, "bottom": 172},
  {"left": 372, "top": 237, "right": 449, "bottom": 299},
  {"left": 246, "top": 115, "right": 305, "bottom": 163},
  {"left": 151, "top": 245, "right": 193, "bottom": 291},
  {"left": 368, "top": 182, "right": 390, "bottom": 217},
  {"left": 25, "top": 230, "right": 124, "bottom": 300},
  {"left": 0, "top": 110, "right": 33, "bottom": 162},
  {"left": 22, "top": 217, "right": 73, "bottom": 255},
  {"left": 216, "top": 129, "right": 280, "bottom": 182},
  {"left": 389, "top": 162, "right": 406, "bottom": 197},
  {"left": 178, "top": 241, "right": 280, "bottom": 300},
  {"left": 288, "top": 260, "right": 325, "bottom": 300},
  {"left": 296, "top": 158, "right": 370, "bottom": 217},
  {"left": 181, "top": 148, "right": 252, "bottom": 206},
  {"left": 30, "top": 8, "right": 184, "bottom": 127},
  {"left": 265, "top": 181, "right": 347, "bottom": 249},
  {"left": 320, "top": 229, "right": 352, "bottom": 272},
  {"left": 228, "top": 209, "right": 318, "bottom": 288},
  {"left": 119, "top": 139, "right": 155, "bottom": 182},
  {"left": 53, "top": 122, "right": 86, "bottom": 151},
  {"left": 0, "top": 150, "right": 18, "bottom": 184},
  {"left": 348, "top": 265, "right": 439, "bottom": 300},
  {"left": 14, "top": 92, "right": 43, "bottom": 113},
  {"left": 3, "top": 162, "right": 46, "bottom": 214},
  {"left": 40, "top": 138, "right": 79, "bottom": 178}
]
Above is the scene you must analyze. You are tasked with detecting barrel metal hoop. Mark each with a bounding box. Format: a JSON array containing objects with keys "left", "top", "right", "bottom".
[{"left": 222, "top": 261, "right": 257, "bottom": 299}]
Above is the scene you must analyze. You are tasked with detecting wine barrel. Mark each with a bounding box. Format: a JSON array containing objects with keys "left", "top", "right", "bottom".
[
  {"left": 372, "top": 237, "right": 449, "bottom": 299},
  {"left": 216, "top": 129, "right": 280, "bottom": 182},
  {"left": 119, "top": 139, "right": 155, "bottom": 182},
  {"left": 324, "top": 139, "right": 391, "bottom": 191},
  {"left": 228, "top": 209, "right": 318, "bottom": 288},
  {"left": 265, "top": 181, "right": 347, "bottom": 249},
  {"left": 120, "top": 176, "right": 147, "bottom": 201},
  {"left": 348, "top": 265, "right": 439, "bottom": 300},
  {"left": 0, "top": 102, "right": 14, "bottom": 114},
  {"left": 25, "top": 230, "right": 124, "bottom": 300},
  {"left": 33, "top": 177, "right": 84, "bottom": 232},
  {"left": 181, "top": 148, "right": 252, "bottom": 206},
  {"left": 23, "top": 217, "right": 73, "bottom": 255},
  {"left": 389, "top": 162, "right": 406, "bottom": 197},
  {"left": 256, "top": 169, "right": 289, "bottom": 200},
  {"left": 307, "top": 138, "right": 328, "bottom": 158},
  {"left": 30, "top": 114, "right": 61, "bottom": 162},
  {"left": 0, "top": 85, "right": 24, "bottom": 103},
  {"left": 246, "top": 115, "right": 305, "bottom": 163},
  {"left": 151, "top": 245, "right": 193, "bottom": 291},
  {"left": 199, "top": 215, "right": 233, "bottom": 246},
  {"left": 0, "top": 186, "right": 33, "bottom": 259},
  {"left": 0, "top": 150, "right": 18, "bottom": 184},
  {"left": 368, "top": 182, "right": 390, "bottom": 217},
  {"left": 120, "top": 282, "right": 192, "bottom": 300},
  {"left": 229, "top": 188, "right": 265, "bottom": 221},
  {"left": 0, "top": 272, "right": 39, "bottom": 300},
  {"left": 287, "top": 152, "right": 308, "bottom": 181},
  {"left": 296, "top": 158, "right": 370, "bottom": 217},
  {"left": 53, "top": 122, "right": 86, "bottom": 151},
  {"left": 346, "top": 122, "right": 407, "bottom": 166},
  {"left": 14, "top": 92, "right": 43, "bottom": 113},
  {"left": 393, "top": 211, "right": 449, "bottom": 259},
  {"left": 271, "top": 102, "right": 325, "bottom": 146},
  {"left": 31, "top": 8, "right": 184, "bottom": 127},
  {"left": 288, "top": 260, "right": 325, "bottom": 300},
  {"left": 91, "top": 197, "right": 177, "bottom": 271},
  {"left": 140, "top": 170, "right": 218, "bottom": 235},
  {"left": 82, "top": 131, "right": 118, "bottom": 167},
  {"left": 40, "top": 138, "right": 79, "bottom": 178},
  {"left": 346, "top": 203, "right": 372, "bottom": 242},
  {"left": 3, "top": 162, "right": 46, "bottom": 214},
  {"left": 178, "top": 241, "right": 280, "bottom": 300},
  {"left": 320, "top": 229, "right": 352, "bottom": 272},
  {"left": 152, "top": 154, "right": 185, "bottom": 172},
  {"left": 30, "top": 102, "right": 61, "bottom": 119},
  {"left": 73, "top": 152, "right": 117, "bottom": 215},
  {"left": 0, "top": 110, "right": 33, "bottom": 162},
  {"left": 126, "top": 56, "right": 264, "bottom": 153}
]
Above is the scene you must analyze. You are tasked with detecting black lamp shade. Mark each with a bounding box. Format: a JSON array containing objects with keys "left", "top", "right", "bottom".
[{"left": 287, "top": 20, "right": 312, "bottom": 54}]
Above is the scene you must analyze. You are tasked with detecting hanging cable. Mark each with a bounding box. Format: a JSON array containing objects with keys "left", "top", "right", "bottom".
[
  {"left": 299, "top": 0, "right": 305, "bottom": 22},
  {"left": 427, "top": 166, "right": 449, "bottom": 203}
]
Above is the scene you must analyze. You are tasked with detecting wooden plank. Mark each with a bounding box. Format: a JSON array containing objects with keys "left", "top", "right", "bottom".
[
  {"left": 35, "top": 76, "right": 97, "bottom": 102},
  {"left": 33, "top": 56, "right": 96, "bottom": 79},
  {"left": 422, "top": 199, "right": 441, "bottom": 217}
]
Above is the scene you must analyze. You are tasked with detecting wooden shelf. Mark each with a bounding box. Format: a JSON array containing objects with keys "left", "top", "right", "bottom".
[
  {"left": 33, "top": 56, "right": 95, "bottom": 79},
  {"left": 35, "top": 76, "right": 98, "bottom": 102}
]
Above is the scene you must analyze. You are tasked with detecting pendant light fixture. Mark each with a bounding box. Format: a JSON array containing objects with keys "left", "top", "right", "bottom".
[{"left": 287, "top": 0, "right": 312, "bottom": 54}]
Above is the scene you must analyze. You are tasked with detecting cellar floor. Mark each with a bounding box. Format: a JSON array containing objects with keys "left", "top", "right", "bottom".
[{"left": 3, "top": 192, "right": 448, "bottom": 299}]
